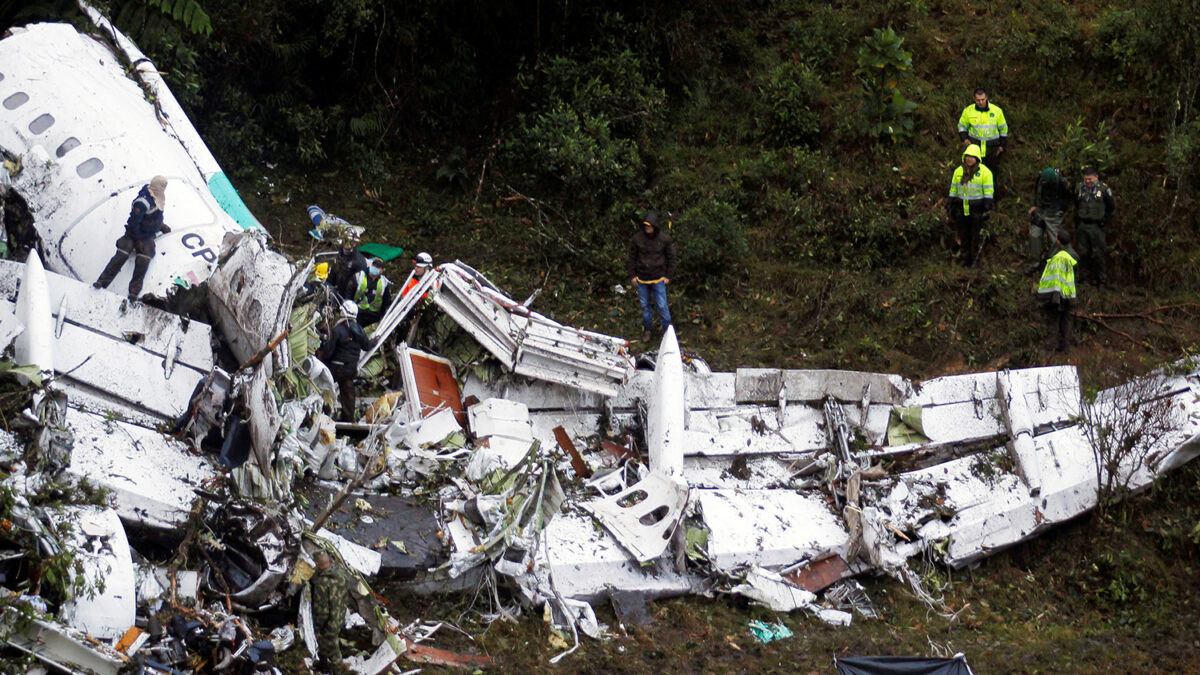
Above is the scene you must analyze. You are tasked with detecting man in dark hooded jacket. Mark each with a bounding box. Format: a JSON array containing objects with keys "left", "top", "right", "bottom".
[
  {"left": 94, "top": 176, "right": 171, "bottom": 300},
  {"left": 318, "top": 300, "right": 371, "bottom": 421},
  {"left": 628, "top": 212, "right": 676, "bottom": 342}
]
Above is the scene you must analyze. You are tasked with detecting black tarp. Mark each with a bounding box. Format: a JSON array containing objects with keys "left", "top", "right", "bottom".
[{"left": 835, "top": 655, "right": 974, "bottom": 675}]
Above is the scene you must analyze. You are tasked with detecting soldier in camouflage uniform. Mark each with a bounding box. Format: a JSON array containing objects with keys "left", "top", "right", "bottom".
[{"left": 311, "top": 549, "right": 352, "bottom": 675}]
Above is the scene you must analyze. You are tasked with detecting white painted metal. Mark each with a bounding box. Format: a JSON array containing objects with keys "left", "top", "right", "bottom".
[
  {"left": 698, "top": 489, "right": 850, "bottom": 569},
  {"left": 998, "top": 370, "right": 1041, "bottom": 494},
  {"left": 3, "top": 617, "right": 124, "bottom": 675},
  {"left": 539, "top": 511, "right": 696, "bottom": 602},
  {"left": 13, "top": 251, "right": 54, "bottom": 383},
  {"left": 53, "top": 507, "right": 136, "bottom": 640},
  {"left": 64, "top": 407, "right": 215, "bottom": 530},
  {"left": 647, "top": 326, "right": 685, "bottom": 476},
  {"left": 0, "top": 24, "right": 254, "bottom": 297},
  {"left": 205, "top": 234, "right": 305, "bottom": 366},
  {"left": 581, "top": 471, "right": 688, "bottom": 562}
]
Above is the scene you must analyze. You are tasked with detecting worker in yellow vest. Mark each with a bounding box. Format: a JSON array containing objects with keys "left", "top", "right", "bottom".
[
  {"left": 1036, "top": 230, "right": 1077, "bottom": 354},
  {"left": 352, "top": 257, "right": 392, "bottom": 327},
  {"left": 958, "top": 89, "right": 1008, "bottom": 176},
  {"left": 946, "top": 144, "right": 995, "bottom": 267}
]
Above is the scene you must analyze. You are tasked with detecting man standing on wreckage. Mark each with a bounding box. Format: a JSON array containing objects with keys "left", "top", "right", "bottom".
[
  {"left": 311, "top": 549, "right": 353, "bottom": 675},
  {"left": 93, "top": 175, "right": 171, "bottom": 300},
  {"left": 317, "top": 300, "right": 371, "bottom": 422}
]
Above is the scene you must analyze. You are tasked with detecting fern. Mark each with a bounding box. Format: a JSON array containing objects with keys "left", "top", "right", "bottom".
[{"left": 143, "top": 0, "right": 211, "bottom": 36}]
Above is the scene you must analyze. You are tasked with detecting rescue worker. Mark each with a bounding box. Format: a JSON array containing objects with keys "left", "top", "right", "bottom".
[
  {"left": 317, "top": 300, "right": 371, "bottom": 421},
  {"left": 628, "top": 212, "right": 676, "bottom": 342},
  {"left": 352, "top": 257, "right": 392, "bottom": 327},
  {"left": 329, "top": 234, "right": 369, "bottom": 300},
  {"left": 1036, "top": 230, "right": 1077, "bottom": 354},
  {"left": 94, "top": 176, "right": 171, "bottom": 300},
  {"left": 946, "top": 145, "right": 995, "bottom": 267},
  {"left": 401, "top": 252, "right": 433, "bottom": 298},
  {"left": 1025, "top": 167, "right": 1072, "bottom": 273},
  {"left": 310, "top": 548, "right": 352, "bottom": 675},
  {"left": 957, "top": 89, "right": 1009, "bottom": 173},
  {"left": 1074, "top": 166, "right": 1116, "bottom": 289}
]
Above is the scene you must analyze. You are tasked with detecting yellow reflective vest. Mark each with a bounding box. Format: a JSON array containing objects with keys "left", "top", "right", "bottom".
[
  {"left": 948, "top": 148, "right": 995, "bottom": 216},
  {"left": 355, "top": 272, "right": 390, "bottom": 313},
  {"left": 957, "top": 104, "right": 1008, "bottom": 156},
  {"left": 1037, "top": 249, "right": 1077, "bottom": 305}
]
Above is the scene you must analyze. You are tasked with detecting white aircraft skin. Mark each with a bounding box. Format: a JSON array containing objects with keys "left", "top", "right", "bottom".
[{"left": 0, "top": 22, "right": 262, "bottom": 299}]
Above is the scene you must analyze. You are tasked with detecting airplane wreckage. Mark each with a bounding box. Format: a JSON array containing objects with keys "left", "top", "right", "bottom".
[{"left": 0, "top": 8, "right": 1198, "bottom": 675}]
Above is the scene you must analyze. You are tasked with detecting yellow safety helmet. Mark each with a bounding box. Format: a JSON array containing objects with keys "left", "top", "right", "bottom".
[{"left": 314, "top": 262, "right": 330, "bottom": 281}]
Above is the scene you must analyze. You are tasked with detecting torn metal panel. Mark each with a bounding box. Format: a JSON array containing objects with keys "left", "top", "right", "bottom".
[
  {"left": 735, "top": 369, "right": 910, "bottom": 405},
  {"left": 581, "top": 471, "right": 688, "bottom": 563},
  {"left": 206, "top": 233, "right": 305, "bottom": 367},
  {"left": 64, "top": 407, "right": 215, "bottom": 531},
  {"left": 434, "top": 264, "right": 631, "bottom": 396},
  {"left": 785, "top": 552, "right": 852, "bottom": 592},
  {"left": 729, "top": 566, "right": 817, "bottom": 612},
  {"left": 53, "top": 507, "right": 136, "bottom": 640},
  {"left": 0, "top": 23, "right": 256, "bottom": 298},
  {"left": 241, "top": 365, "right": 283, "bottom": 475},
  {"left": 401, "top": 345, "right": 466, "bottom": 425},
  {"left": 469, "top": 398, "right": 534, "bottom": 441},
  {"left": 462, "top": 373, "right": 607, "bottom": 411},
  {"left": 538, "top": 510, "right": 696, "bottom": 602},
  {"left": 698, "top": 489, "right": 850, "bottom": 569},
  {"left": 647, "top": 326, "right": 685, "bottom": 476},
  {"left": 2, "top": 616, "right": 124, "bottom": 675}
]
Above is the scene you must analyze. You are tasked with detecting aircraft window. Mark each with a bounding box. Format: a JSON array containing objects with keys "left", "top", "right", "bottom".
[
  {"left": 56, "top": 137, "right": 80, "bottom": 157},
  {"left": 3, "top": 92, "right": 29, "bottom": 109},
  {"left": 76, "top": 157, "right": 104, "bottom": 178},
  {"left": 28, "top": 113, "right": 54, "bottom": 134}
]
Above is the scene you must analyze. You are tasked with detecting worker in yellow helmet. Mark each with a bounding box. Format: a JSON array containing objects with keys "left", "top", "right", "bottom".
[{"left": 946, "top": 144, "right": 994, "bottom": 267}]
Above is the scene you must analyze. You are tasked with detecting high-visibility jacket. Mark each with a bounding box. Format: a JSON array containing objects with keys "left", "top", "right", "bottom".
[
  {"left": 1037, "top": 249, "right": 1077, "bottom": 305},
  {"left": 354, "top": 272, "right": 391, "bottom": 313},
  {"left": 957, "top": 103, "right": 1008, "bottom": 156},
  {"left": 948, "top": 146, "right": 995, "bottom": 216}
]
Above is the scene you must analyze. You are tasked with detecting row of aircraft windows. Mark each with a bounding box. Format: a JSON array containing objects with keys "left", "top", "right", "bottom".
[{"left": 2, "top": 85, "right": 104, "bottom": 178}]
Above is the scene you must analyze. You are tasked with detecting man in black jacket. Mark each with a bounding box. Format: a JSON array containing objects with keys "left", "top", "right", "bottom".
[
  {"left": 628, "top": 211, "right": 676, "bottom": 342},
  {"left": 94, "top": 176, "right": 171, "bottom": 300},
  {"left": 318, "top": 300, "right": 371, "bottom": 421},
  {"left": 1025, "top": 167, "right": 1071, "bottom": 273}
]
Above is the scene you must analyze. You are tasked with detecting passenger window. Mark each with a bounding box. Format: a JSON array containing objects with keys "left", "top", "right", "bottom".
[
  {"left": 56, "top": 137, "right": 80, "bottom": 157},
  {"left": 3, "top": 92, "right": 29, "bottom": 109},
  {"left": 76, "top": 157, "right": 104, "bottom": 178},
  {"left": 28, "top": 113, "right": 54, "bottom": 134}
]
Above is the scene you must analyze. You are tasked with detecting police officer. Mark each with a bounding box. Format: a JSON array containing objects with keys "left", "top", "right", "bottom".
[
  {"left": 958, "top": 89, "right": 1009, "bottom": 173},
  {"left": 94, "top": 176, "right": 171, "bottom": 300},
  {"left": 1025, "top": 167, "right": 1072, "bottom": 273},
  {"left": 1074, "top": 166, "right": 1116, "bottom": 289},
  {"left": 947, "top": 145, "right": 995, "bottom": 267}
]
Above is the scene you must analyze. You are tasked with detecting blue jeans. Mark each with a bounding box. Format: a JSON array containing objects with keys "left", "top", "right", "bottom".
[{"left": 636, "top": 280, "right": 672, "bottom": 332}]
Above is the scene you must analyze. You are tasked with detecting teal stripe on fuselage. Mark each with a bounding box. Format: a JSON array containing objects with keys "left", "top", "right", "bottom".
[{"left": 208, "top": 172, "right": 267, "bottom": 234}]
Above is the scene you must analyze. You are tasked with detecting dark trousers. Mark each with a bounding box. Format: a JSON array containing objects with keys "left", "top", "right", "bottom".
[
  {"left": 952, "top": 211, "right": 986, "bottom": 267},
  {"left": 95, "top": 235, "right": 155, "bottom": 298},
  {"left": 1042, "top": 300, "right": 1072, "bottom": 352},
  {"left": 331, "top": 367, "right": 357, "bottom": 421},
  {"left": 1077, "top": 220, "right": 1107, "bottom": 285}
]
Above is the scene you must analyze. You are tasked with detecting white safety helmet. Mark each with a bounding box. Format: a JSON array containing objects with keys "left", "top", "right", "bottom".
[
  {"left": 341, "top": 299, "right": 359, "bottom": 318},
  {"left": 414, "top": 252, "right": 433, "bottom": 268}
]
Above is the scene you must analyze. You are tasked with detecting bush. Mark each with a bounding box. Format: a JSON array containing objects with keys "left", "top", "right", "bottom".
[
  {"left": 505, "top": 103, "right": 642, "bottom": 199},
  {"left": 757, "top": 61, "right": 824, "bottom": 146},
  {"left": 674, "top": 200, "right": 747, "bottom": 287}
]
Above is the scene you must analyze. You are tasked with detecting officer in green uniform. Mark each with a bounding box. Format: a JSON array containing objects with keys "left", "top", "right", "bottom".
[
  {"left": 311, "top": 549, "right": 352, "bottom": 675},
  {"left": 1074, "top": 166, "right": 1115, "bottom": 289}
]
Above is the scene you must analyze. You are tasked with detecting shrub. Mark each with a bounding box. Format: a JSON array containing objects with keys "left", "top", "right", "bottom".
[
  {"left": 674, "top": 200, "right": 747, "bottom": 287},
  {"left": 855, "top": 27, "right": 918, "bottom": 142},
  {"left": 757, "top": 61, "right": 824, "bottom": 147}
]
